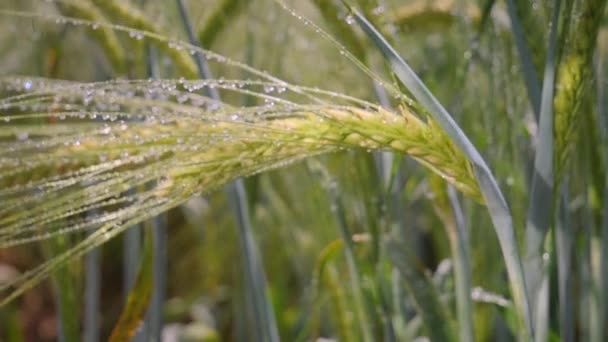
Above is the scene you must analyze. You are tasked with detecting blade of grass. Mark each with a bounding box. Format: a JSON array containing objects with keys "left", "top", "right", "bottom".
[
  {"left": 602, "top": 187, "right": 608, "bottom": 342},
  {"left": 385, "top": 238, "right": 456, "bottom": 342},
  {"left": 141, "top": 13, "right": 167, "bottom": 339},
  {"left": 121, "top": 220, "right": 145, "bottom": 342},
  {"left": 175, "top": 1, "right": 280, "bottom": 340},
  {"left": 305, "top": 239, "right": 344, "bottom": 341},
  {"left": 597, "top": 44, "right": 608, "bottom": 342},
  {"left": 123, "top": 222, "right": 142, "bottom": 297},
  {"left": 198, "top": 0, "right": 248, "bottom": 49},
  {"left": 583, "top": 70, "right": 606, "bottom": 342},
  {"left": 429, "top": 175, "right": 474, "bottom": 342},
  {"left": 308, "top": 160, "right": 374, "bottom": 342},
  {"left": 447, "top": 185, "right": 474, "bottom": 342},
  {"left": 84, "top": 235, "right": 101, "bottom": 342},
  {"left": 587, "top": 201, "right": 602, "bottom": 342},
  {"left": 390, "top": 268, "right": 409, "bottom": 341},
  {"left": 376, "top": 156, "right": 405, "bottom": 342},
  {"left": 325, "top": 264, "right": 359, "bottom": 341},
  {"left": 87, "top": 0, "right": 198, "bottom": 78},
  {"left": 109, "top": 229, "right": 154, "bottom": 342},
  {"left": 504, "top": 0, "right": 542, "bottom": 119},
  {"left": 583, "top": 111, "right": 606, "bottom": 338},
  {"left": 55, "top": 0, "right": 126, "bottom": 74},
  {"left": 147, "top": 213, "right": 168, "bottom": 342},
  {"left": 42, "top": 30, "right": 81, "bottom": 342},
  {"left": 347, "top": 7, "right": 533, "bottom": 338},
  {"left": 175, "top": 0, "right": 219, "bottom": 100},
  {"left": 0, "top": 304, "right": 24, "bottom": 342},
  {"left": 311, "top": 11, "right": 403, "bottom": 338},
  {"left": 555, "top": 183, "right": 573, "bottom": 341},
  {"left": 533, "top": 246, "right": 550, "bottom": 342},
  {"left": 49, "top": 235, "right": 80, "bottom": 342},
  {"left": 579, "top": 220, "right": 593, "bottom": 341},
  {"left": 384, "top": 163, "right": 413, "bottom": 342},
  {"left": 522, "top": 1, "right": 561, "bottom": 339},
  {"left": 311, "top": 0, "right": 367, "bottom": 62},
  {"left": 227, "top": 181, "right": 281, "bottom": 342}
]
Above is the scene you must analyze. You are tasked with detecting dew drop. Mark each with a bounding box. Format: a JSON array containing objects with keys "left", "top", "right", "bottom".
[
  {"left": 207, "top": 103, "right": 220, "bottom": 112},
  {"left": 372, "top": 5, "right": 385, "bottom": 15},
  {"left": 177, "top": 94, "right": 189, "bottom": 104},
  {"left": 16, "top": 132, "right": 29, "bottom": 141}
]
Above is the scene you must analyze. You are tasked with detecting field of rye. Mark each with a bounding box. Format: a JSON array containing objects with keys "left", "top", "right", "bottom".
[{"left": 0, "top": 0, "right": 607, "bottom": 341}]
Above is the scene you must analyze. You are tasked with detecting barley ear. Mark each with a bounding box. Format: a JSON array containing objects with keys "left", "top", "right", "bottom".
[{"left": 554, "top": 0, "right": 608, "bottom": 183}]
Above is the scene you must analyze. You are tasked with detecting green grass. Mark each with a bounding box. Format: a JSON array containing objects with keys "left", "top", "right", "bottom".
[{"left": 0, "top": 0, "right": 607, "bottom": 341}]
